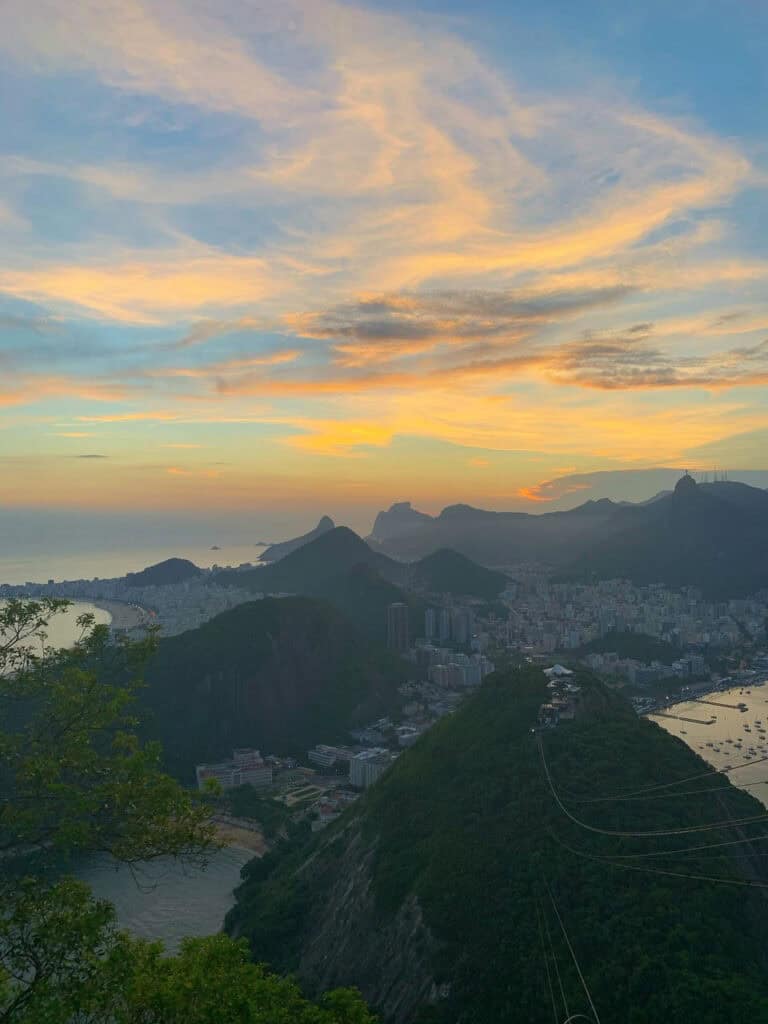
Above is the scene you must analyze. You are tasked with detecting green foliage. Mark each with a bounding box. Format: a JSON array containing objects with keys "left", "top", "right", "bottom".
[
  {"left": 1, "top": 903, "right": 375, "bottom": 1024},
  {"left": 576, "top": 630, "right": 680, "bottom": 664},
  {"left": 225, "top": 786, "right": 291, "bottom": 840},
  {"left": 0, "top": 599, "right": 377, "bottom": 1024},
  {"left": 229, "top": 667, "right": 768, "bottom": 1023},
  {"left": 114, "top": 935, "right": 376, "bottom": 1024},
  {"left": 0, "top": 600, "right": 216, "bottom": 864}
]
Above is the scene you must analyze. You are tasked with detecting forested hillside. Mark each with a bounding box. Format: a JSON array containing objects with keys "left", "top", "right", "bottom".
[
  {"left": 141, "top": 597, "right": 406, "bottom": 779},
  {"left": 227, "top": 667, "right": 768, "bottom": 1023}
]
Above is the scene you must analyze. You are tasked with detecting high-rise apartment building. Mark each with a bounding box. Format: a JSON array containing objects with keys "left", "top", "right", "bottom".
[{"left": 387, "top": 602, "right": 410, "bottom": 652}]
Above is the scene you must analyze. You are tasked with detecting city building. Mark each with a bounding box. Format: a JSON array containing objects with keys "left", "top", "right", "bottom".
[
  {"left": 387, "top": 602, "right": 410, "bottom": 652},
  {"left": 349, "top": 748, "right": 399, "bottom": 789},
  {"left": 195, "top": 748, "right": 273, "bottom": 791},
  {"left": 307, "top": 744, "right": 356, "bottom": 770}
]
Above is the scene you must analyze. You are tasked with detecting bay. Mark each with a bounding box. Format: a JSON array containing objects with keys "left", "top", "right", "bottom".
[
  {"left": 3, "top": 598, "right": 254, "bottom": 950},
  {"left": 73, "top": 848, "right": 252, "bottom": 953},
  {"left": 0, "top": 599, "right": 112, "bottom": 652},
  {"left": 650, "top": 680, "right": 768, "bottom": 809}
]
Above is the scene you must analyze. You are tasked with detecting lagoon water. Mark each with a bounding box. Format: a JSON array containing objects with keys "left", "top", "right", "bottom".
[{"left": 650, "top": 682, "right": 768, "bottom": 810}]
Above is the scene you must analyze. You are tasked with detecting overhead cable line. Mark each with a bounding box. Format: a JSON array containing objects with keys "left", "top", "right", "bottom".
[
  {"left": 568, "top": 754, "right": 768, "bottom": 804},
  {"left": 539, "top": 737, "right": 768, "bottom": 838},
  {"left": 544, "top": 879, "right": 602, "bottom": 1024},
  {"left": 568, "top": 777, "right": 768, "bottom": 804},
  {"left": 541, "top": 895, "right": 569, "bottom": 1021},
  {"left": 592, "top": 831, "right": 768, "bottom": 860},
  {"left": 549, "top": 830, "right": 768, "bottom": 891},
  {"left": 536, "top": 900, "right": 560, "bottom": 1024}
]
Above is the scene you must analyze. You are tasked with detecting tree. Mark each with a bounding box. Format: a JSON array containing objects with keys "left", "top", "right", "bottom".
[{"left": 0, "top": 600, "right": 375, "bottom": 1022}]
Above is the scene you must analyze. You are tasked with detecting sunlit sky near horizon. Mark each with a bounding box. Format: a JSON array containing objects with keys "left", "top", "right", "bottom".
[{"left": 1, "top": 0, "right": 767, "bottom": 520}]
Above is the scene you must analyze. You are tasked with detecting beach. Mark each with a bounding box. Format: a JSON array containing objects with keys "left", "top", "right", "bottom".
[
  {"left": 91, "top": 599, "right": 149, "bottom": 631},
  {"left": 214, "top": 821, "right": 266, "bottom": 856}
]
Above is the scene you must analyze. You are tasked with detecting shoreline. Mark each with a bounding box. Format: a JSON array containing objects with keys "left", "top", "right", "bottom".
[
  {"left": 655, "top": 675, "right": 768, "bottom": 714},
  {"left": 214, "top": 822, "right": 266, "bottom": 856},
  {"left": 89, "top": 599, "right": 148, "bottom": 632}
]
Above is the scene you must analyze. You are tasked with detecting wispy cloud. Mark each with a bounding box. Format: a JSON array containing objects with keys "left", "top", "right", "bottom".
[{"left": 0, "top": 0, "right": 766, "bottom": 505}]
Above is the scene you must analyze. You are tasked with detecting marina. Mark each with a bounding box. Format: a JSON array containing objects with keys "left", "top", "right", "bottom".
[{"left": 650, "top": 679, "right": 768, "bottom": 809}]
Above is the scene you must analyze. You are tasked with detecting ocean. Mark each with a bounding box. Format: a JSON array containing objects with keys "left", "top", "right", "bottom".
[{"left": 0, "top": 543, "right": 268, "bottom": 587}]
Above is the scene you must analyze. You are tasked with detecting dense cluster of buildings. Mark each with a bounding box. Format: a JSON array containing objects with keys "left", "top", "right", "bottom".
[
  {"left": 480, "top": 576, "right": 767, "bottom": 658},
  {"left": 424, "top": 606, "right": 476, "bottom": 645},
  {"left": 2, "top": 573, "right": 256, "bottom": 637},
  {"left": 582, "top": 649, "right": 708, "bottom": 684}
]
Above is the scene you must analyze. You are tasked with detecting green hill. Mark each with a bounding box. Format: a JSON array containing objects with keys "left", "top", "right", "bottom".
[
  {"left": 140, "top": 597, "right": 407, "bottom": 779},
  {"left": 226, "top": 667, "right": 768, "bottom": 1023},
  {"left": 411, "top": 548, "right": 508, "bottom": 599},
  {"left": 576, "top": 630, "right": 680, "bottom": 664}
]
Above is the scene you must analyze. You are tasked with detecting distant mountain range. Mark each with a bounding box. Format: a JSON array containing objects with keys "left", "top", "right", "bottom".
[
  {"left": 369, "top": 477, "right": 768, "bottom": 597},
  {"left": 226, "top": 666, "right": 768, "bottom": 1022},
  {"left": 122, "top": 475, "right": 768, "bottom": 604},
  {"left": 141, "top": 597, "right": 407, "bottom": 778},
  {"left": 214, "top": 527, "right": 508, "bottom": 638}
]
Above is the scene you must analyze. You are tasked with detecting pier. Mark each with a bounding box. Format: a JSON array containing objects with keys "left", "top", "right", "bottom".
[
  {"left": 654, "top": 711, "right": 715, "bottom": 725},
  {"left": 691, "top": 698, "right": 746, "bottom": 710}
]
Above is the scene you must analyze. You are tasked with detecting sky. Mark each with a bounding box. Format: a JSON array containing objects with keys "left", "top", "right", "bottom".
[{"left": 1, "top": 0, "right": 767, "bottom": 532}]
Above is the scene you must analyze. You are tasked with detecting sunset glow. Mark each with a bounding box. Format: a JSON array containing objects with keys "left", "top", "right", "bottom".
[{"left": 1, "top": 0, "right": 767, "bottom": 520}]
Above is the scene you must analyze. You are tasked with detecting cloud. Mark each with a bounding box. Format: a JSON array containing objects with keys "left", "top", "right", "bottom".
[
  {"left": 0, "top": 0, "right": 767, "bottom": 502},
  {"left": 75, "top": 454, "right": 109, "bottom": 459},
  {"left": 0, "top": 255, "right": 276, "bottom": 323},
  {"left": 546, "top": 330, "right": 768, "bottom": 390},
  {"left": 286, "top": 285, "right": 634, "bottom": 363},
  {"left": 151, "top": 349, "right": 302, "bottom": 378},
  {"left": 518, "top": 480, "right": 590, "bottom": 503}
]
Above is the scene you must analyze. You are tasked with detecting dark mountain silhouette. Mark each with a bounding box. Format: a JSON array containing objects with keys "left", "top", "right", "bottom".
[
  {"left": 260, "top": 515, "right": 335, "bottom": 562},
  {"left": 561, "top": 476, "right": 768, "bottom": 597},
  {"left": 410, "top": 548, "right": 508, "bottom": 599},
  {"left": 369, "top": 498, "right": 622, "bottom": 564},
  {"left": 140, "top": 597, "right": 406, "bottom": 779},
  {"left": 368, "top": 479, "right": 768, "bottom": 597},
  {"left": 218, "top": 527, "right": 401, "bottom": 591},
  {"left": 124, "top": 557, "right": 201, "bottom": 587},
  {"left": 215, "top": 528, "right": 418, "bottom": 639},
  {"left": 369, "top": 501, "right": 433, "bottom": 543},
  {"left": 217, "top": 527, "right": 510, "bottom": 633},
  {"left": 227, "top": 667, "right": 768, "bottom": 1023}
]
